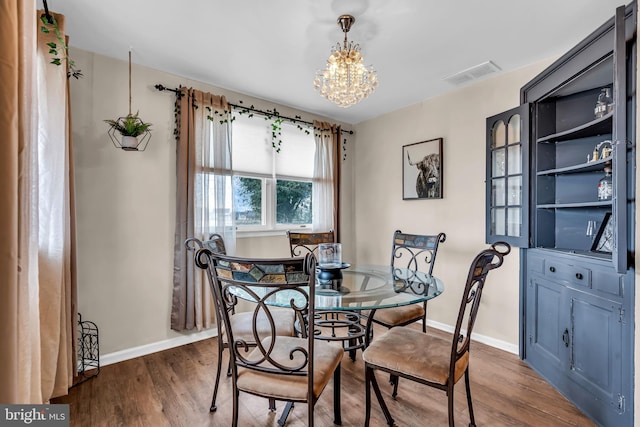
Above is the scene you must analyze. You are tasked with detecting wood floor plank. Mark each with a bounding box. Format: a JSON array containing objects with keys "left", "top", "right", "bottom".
[{"left": 53, "top": 324, "right": 597, "bottom": 426}]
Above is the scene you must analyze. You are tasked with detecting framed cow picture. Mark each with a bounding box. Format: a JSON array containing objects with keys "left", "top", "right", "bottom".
[{"left": 402, "top": 138, "right": 443, "bottom": 200}]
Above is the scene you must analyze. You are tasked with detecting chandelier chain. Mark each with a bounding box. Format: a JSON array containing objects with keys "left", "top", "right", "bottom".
[{"left": 128, "top": 49, "right": 132, "bottom": 115}]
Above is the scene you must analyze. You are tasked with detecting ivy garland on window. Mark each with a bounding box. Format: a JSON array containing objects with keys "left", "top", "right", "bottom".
[
  {"left": 186, "top": 95, "right": 344, "bottom": 156},
  {"left": 39, "top": 14, "right": 83, "bottom": 79},
  {"left": 162, "top": 85, "right": 351, "bottom": 158},
  {"left": 205, "top": 101, "right": 317, "bottom": 153}
]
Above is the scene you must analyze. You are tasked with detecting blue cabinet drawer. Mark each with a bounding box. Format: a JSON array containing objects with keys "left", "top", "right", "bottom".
[{"left": 544, "top": 261, "right": 591, "bottom": 288}]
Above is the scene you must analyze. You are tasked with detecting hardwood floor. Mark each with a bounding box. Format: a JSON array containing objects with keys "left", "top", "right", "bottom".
[{"left": 53, "top": 325, "right": 596, "bottom": 426}]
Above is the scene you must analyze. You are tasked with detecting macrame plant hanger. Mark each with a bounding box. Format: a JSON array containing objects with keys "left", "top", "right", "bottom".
[{"left": 105, "top": 48, "right": 152, "bottom": 151}]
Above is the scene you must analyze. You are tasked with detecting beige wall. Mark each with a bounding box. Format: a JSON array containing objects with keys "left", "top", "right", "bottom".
[
  {"left": 69, "top": 48, "right": 353, "bottom": 355},
  {"left": 70, "top": 45, "right": 555, "bottom": 355},
  {"left": 71, "top": 43, "right": 633, "bottom": 369},
  {"left": 351, "top": 59, "right": 554, "bottom": 346},
  {"left": 68, "top": 19, "right": 640, "bottom": 417}
]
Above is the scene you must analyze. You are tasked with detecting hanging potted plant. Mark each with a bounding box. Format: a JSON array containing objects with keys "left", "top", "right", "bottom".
[
  {"left": 104, "top": 49, "right": 152, "bottom": 151},
  {"left": 104, "top": 112, "right": 152, "bottom": 150}
]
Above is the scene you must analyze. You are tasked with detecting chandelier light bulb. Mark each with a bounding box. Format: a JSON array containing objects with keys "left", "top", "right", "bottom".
[{"left": 314, "top": 15, "right": 378, "bottom": 108}]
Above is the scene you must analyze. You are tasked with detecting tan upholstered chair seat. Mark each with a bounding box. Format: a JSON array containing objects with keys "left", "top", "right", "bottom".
[
  {"left": 363, "top": 327, "right": 469, "bottom": 386},
  {"left": 221, "top": 309, "right": 295, "bottom": 342},
  {"left": 237, "top": 336, "right": 344, "bottom": 400},
  {"left": 367, "top": 303, "right": 425, "bottom": 327}
]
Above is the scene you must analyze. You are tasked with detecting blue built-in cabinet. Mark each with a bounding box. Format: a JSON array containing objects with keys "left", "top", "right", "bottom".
[
  {"left": 525, "top": 249, "right": 633, "bottom": 427},
  {"left": 486, "top": 4, "right": 636, "bottom": 426}
]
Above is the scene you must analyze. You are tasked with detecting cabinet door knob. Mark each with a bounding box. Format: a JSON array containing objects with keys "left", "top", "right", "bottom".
[
  {"left": 549, "top": 266, "right": 556, "bottom": 273},
  {"left": 562, "top": 328, "right": 570, "bottom": 348},
  {"left": 576, "top": 273, "right": 583, "bottom": 280}
]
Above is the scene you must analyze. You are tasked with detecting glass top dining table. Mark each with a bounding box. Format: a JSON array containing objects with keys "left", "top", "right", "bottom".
[
  {"left": 228, "top": 264, "right": 445, "bottom": 312},
  {"left": 227, "top": 264, "right": 445, "bottom": 425}
]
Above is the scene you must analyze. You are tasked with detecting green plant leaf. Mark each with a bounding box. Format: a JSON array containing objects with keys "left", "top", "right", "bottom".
[
  {"left": 46, "top": 42, "right": 57, "bottom": 49},
  {"left": 104, "top": 112, "right": 152, "bottom": 137}
]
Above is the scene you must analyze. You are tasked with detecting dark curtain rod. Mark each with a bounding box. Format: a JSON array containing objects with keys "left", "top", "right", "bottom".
[
  {"left": 42, "top": 0, "right": 54, "bottom": 23},
  {"left": 154, "top": 84, "right": 353, "bottom": 134}
]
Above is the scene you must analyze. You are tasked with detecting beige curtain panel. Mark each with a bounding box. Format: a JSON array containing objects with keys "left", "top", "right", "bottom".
[
  {"left": 0, "top": 4, "right": 77, "bottom": 403},
  {"left": 312, "top": 121, "right": 342, "bottom": 241},
  {"left": 312, "top": 121, "right": 336, "bottom": 234},
  {"left": 171, "top": 88, "right": 230, "bottom": 331}
]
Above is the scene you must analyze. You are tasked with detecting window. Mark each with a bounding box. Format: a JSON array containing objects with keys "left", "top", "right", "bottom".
[{"left": 232, "top": 112, "right": 315, "bottom": 232}]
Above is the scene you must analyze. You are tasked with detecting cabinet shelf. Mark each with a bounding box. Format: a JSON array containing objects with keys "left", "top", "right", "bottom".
[
  {"left": 537, "top": 158, "right": 612, "bottom": 176},
  {"left": 537, "top": 201, "right": 612, "bottom": 209},
  {"left": 537, "top": 112, "right": 612, "bottom": 143}
]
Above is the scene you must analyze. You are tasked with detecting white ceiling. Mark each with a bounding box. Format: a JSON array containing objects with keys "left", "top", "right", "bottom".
[{"left": 39, "top": 0, "right": 627, "bottom": 124}]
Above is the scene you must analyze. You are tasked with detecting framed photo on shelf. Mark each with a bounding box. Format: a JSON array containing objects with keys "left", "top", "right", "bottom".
[
  {"left": 591, "top": 212, "right": 614, "bottom": 253},
  {"left": 402, "top": 138, "right": 443, "bottom": 200}
]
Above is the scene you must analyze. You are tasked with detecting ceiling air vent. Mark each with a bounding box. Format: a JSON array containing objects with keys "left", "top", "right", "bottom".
[{"left": 443, "top": 61, "right": 502, "bottom": 86}]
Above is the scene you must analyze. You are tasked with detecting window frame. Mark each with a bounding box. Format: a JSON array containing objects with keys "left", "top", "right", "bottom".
[{"left": 233, "top": 173, "right": 313, "bottom": 236}]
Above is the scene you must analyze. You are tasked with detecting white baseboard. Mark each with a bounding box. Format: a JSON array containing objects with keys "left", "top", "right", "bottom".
[
  {"left": 98, "top": 320, "right": 518, "bottom": 368},
  {"left": 100, "top": 328, "right": 219, "bottom": 367},
  {"left": 425, "top": 319, "right": 519, "bottom": 355}
]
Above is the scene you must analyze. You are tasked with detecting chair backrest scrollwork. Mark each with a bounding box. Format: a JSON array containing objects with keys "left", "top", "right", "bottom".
[
  {"left": 185, "top": 233, "right": 227, "bottom": 255},
  {"left": 195, "top": 250, "right": 318, "bottom": 382},
  {"left": 390, "top": 230, "right": 446, "bottom": 294}
]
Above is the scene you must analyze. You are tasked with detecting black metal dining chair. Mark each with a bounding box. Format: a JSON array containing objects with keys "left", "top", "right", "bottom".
[
  {"left": 362, "top": 242, "right": 511, "bottom": 427},
  {"left": 185, "top": 233, "right": 227, "bottom": 259},
  {"left": 287, "top": 230, "right": 366, "bottom": 362},
  {"left": 368, "top": 230, "right": 446, "bottom": 333},
  {"left": 363, "top": 230, "right": 446, "bottom": 396},
  {"left": 185, "top": 234, "right": 296, "bottom": 413},
  {"left": 287, "top": 230, "right": 335, "bottom": 257},
  {"left": 194, "top": 250, "right": 343, "bottom": 427}
]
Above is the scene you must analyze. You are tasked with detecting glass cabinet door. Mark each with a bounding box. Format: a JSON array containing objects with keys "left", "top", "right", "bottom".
[{"left": 486, "top": 104, "right": 529, "bottom": 247}]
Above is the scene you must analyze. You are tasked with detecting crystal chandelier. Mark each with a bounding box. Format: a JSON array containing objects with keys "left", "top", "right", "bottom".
[{"left": 313, "top": 15, "right": 378, "bottom": 108}]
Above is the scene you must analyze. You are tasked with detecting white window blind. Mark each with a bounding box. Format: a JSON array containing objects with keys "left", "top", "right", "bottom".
[{"left": 232, "top": 113, "right": 314, "bottom": 177}]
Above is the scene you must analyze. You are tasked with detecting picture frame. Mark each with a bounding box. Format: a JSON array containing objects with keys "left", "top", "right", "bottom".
[
  {"left": 402, "top": 138, "right": 443, "bottom": 200},
  {"left": 591, "top": 212, "right": 614, "bottom": 253}
]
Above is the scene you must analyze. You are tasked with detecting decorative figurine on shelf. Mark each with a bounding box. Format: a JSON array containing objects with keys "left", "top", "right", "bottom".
[
  {"left": 593, "top": 140, "right": 613, "bottom": 162},
  {"left": 594, "top": 87, "right": 614, "bottom": 119},
  {"left": 597, "top": 167, "right": 613, "bottom": 201}
]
